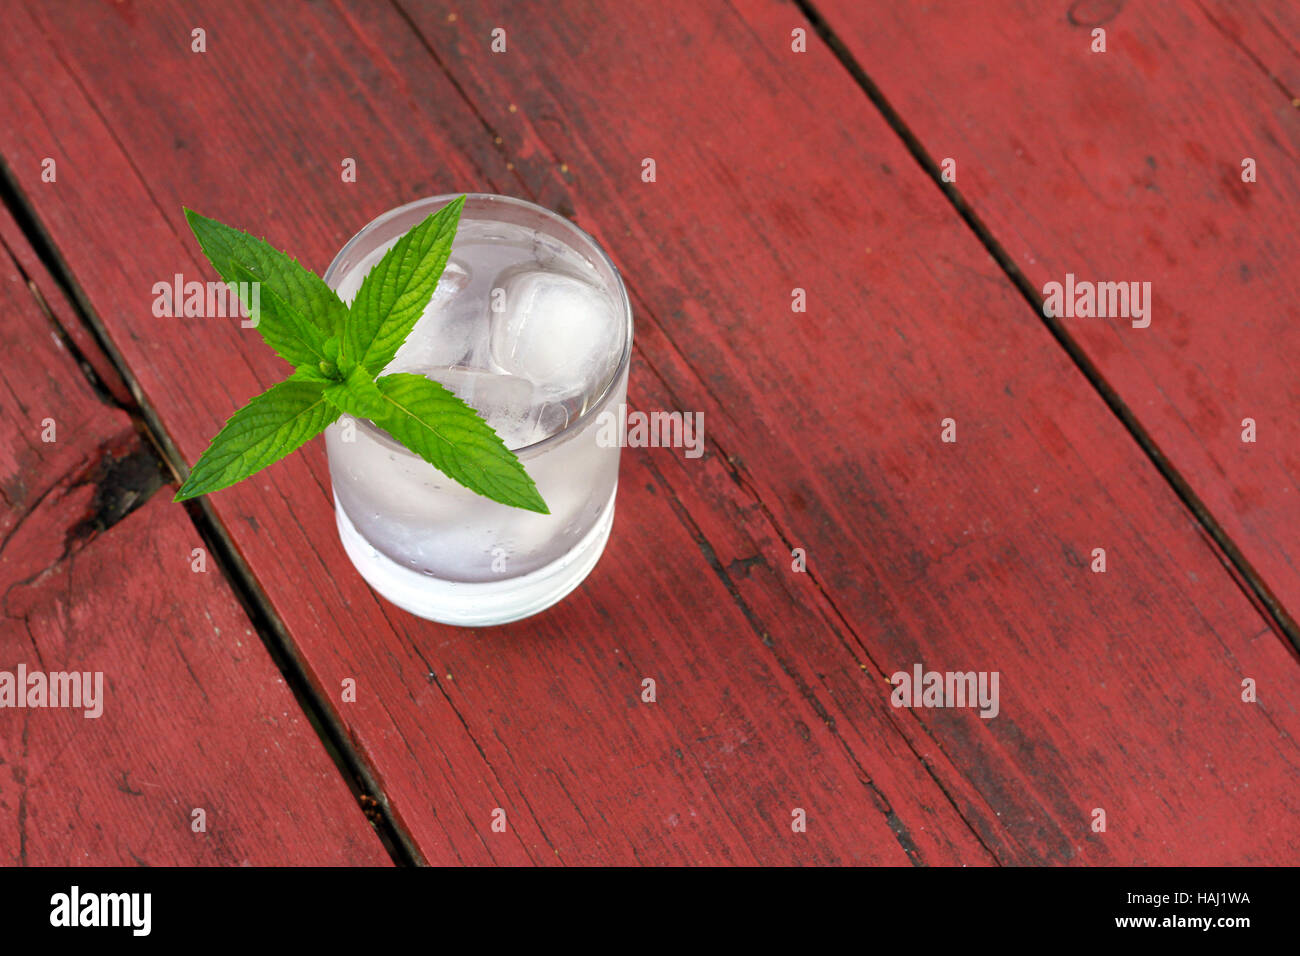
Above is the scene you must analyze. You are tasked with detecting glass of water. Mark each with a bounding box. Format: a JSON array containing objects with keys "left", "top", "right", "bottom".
[{"left": 323, "top": 194, "right": 632, "bottom": 626}]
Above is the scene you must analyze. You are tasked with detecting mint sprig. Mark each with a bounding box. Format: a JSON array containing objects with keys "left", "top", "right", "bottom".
[{"left": 173, "top": 196, "right": 549, "bottom": 514}]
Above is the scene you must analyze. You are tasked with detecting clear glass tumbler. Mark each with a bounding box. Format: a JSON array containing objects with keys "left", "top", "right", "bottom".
[{"left": 323, "top": 194, "right": 632, "bottom": 626}]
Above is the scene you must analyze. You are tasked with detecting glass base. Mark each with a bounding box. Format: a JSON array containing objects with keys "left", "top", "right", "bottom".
[{"left": 333, "top": 487, "right": 616, "bottom": 626}]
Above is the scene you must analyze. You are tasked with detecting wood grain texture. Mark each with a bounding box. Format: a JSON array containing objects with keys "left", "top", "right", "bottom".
[
  {"left": 0, "top": 202, "right": 388, "bottom": 865},
  {"left": 815, "top": 0, "right": 1300, "bottom": 630},
  {"left": 0, "top": 0, "right": 1296, "bottom": 864}
]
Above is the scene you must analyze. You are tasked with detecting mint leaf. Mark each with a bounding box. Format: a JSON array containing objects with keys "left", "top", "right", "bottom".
[
  {"left": 367, "top": 372, "right": 549, "bottom": 514},
  {"left": 174, "top": 379, "right": 338, "bottom": 501},
  {"left": 226, "top": 260, "right": 333, "bottom": 370},
  {"left": 184, "top": 208, "right": 348, "bottom": 360},
  {"left": 347, "top": 196, "right": 464, "bottom": 375}
]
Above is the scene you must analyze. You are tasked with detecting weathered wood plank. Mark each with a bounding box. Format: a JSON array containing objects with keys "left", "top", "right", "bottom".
[
  {"left": 2, "top": 0, "right": 1297, "bottom": 864},
  {"left": 0, "top": 200, "right": 389, "bottom": 866},
  {"left": 814, "top": 0, "right": 1300, "bottom": 632}
]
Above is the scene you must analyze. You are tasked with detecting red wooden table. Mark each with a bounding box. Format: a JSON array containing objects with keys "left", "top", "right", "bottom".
[{"left": 1, "top": 0, "right": 1296, "bottom": 866}]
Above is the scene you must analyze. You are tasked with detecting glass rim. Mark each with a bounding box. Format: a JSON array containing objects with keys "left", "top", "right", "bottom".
[{"left": 323, "top": 192, "right": 634, "bottom": 457}]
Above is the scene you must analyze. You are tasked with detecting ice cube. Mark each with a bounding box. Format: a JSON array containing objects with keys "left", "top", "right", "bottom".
[
  {"left": 534, "top": 397, "right": 570, "bottom": 438},
  {"left": 384, "top": 260, "right": 481, "bottom": 372},
  {"left": 424, "top": 367, "right": 551, "bottom": 450},
  {"left": 431, "top": 258, "right": 471, "bottom": 301},
  {"left": 489, "top": 270, "right": 619, "bottom": 396}
]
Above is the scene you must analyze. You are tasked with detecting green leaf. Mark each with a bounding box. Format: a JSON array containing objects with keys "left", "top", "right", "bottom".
[
  {"left": 347, "top": 195, "right": 465, "bottom": 375},
  {"left": 226, "top": 260, "right": 332, "bottom": 370},
  {"left": 174, "top": 379, "right": 339, "bottom": 501},
  {"left": 184, "top": 208, "right": 348, "bottom": 363},
  {"left": 368, "top": 372, "right": 549, "bottom": 514}
]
